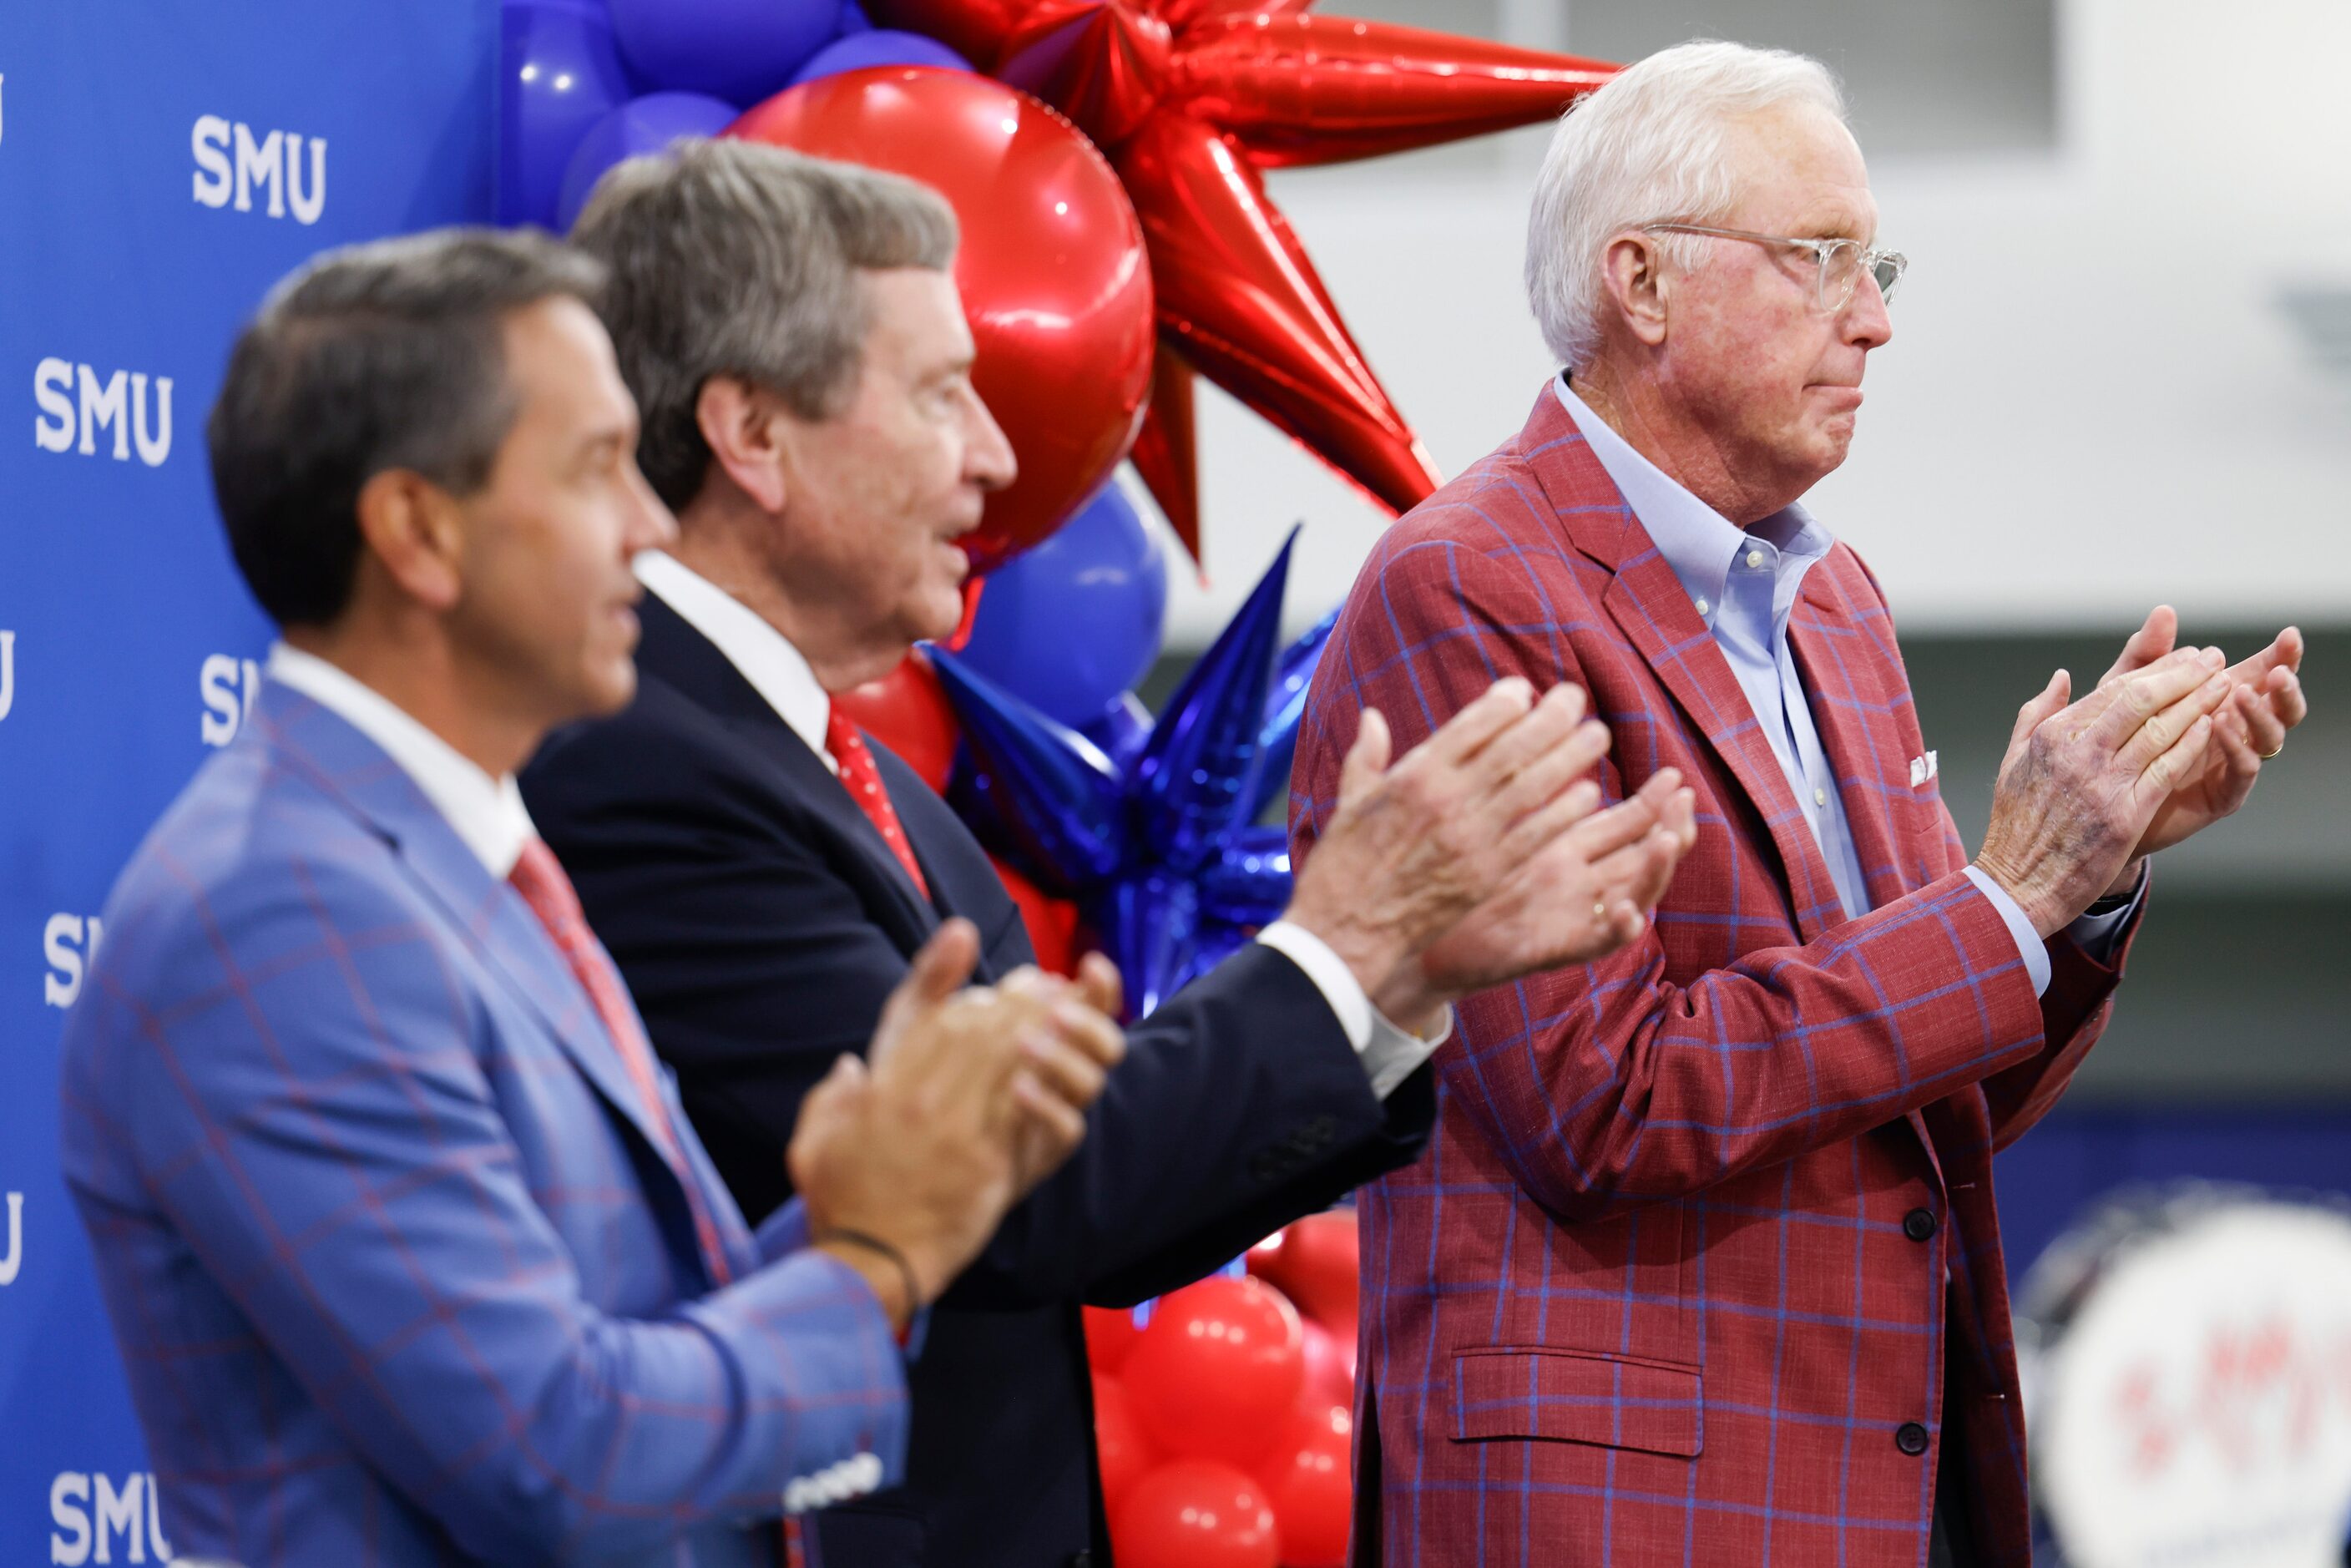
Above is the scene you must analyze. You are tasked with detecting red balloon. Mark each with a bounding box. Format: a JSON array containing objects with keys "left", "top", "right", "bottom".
[
  {"left": 1084, "top": 1302, "right": 1146, "bottom": 1373},
  {"left": 1123, "top": 1276, "right": 1303, "bottom": 1465},
  {"left": 1246, "top": 1210, "right": 1360, "bottom": 1332},
  {"left": 731, "top": 68, "right": 1155, "bottom": 572},
  {"left": 1255, "top": 1404, "right": 1352, "bottom": 1568},
  {"left": 830, "top": 648, "right": 960, "bottom": 793},
  {"left": 1111, "top": 1459, "right": 1280, "bottom": 1568},
  {"left": 1092, "top": 1373, "right": 1157, "bottom": 1513},
  {"left": 1297, "top": 1318, "right": 1355, "bottom": 1419}
]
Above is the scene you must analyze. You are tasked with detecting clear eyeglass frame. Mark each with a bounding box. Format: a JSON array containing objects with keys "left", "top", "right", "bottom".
[{"left": 1641, "top": 222, "right": 1908, "bottom": 312}]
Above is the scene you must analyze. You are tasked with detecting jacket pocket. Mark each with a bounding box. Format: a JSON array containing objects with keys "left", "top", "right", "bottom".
[{"left": 1450, "top": 1346, "right": 1702, "bottom": 1459}]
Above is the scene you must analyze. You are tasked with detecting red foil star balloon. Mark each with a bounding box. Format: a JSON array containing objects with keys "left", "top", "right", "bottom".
[{"left": 870, "top": 0, "right": 1616, "bottom": 563}]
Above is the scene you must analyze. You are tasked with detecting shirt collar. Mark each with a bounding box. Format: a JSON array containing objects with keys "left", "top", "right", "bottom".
[
  {"left": 263, "top": 643, "right": 538, "bottom": 878},
  {"left": 634, "top": 549, "right": 835, "bottom": 771},
  {"left": 1553, "top": 373, "right": 1831, "bottom": 620}
]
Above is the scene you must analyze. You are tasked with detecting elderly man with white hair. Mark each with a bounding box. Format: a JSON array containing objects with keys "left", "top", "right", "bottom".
[{"left": 1290, "top": 39, "right": 2306, "bottom": 1568}]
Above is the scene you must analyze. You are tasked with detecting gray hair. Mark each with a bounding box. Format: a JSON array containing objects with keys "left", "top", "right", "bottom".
[
  {"left": 1524, "top": 40, "right": 1846, "bottom": 370},
  {"left": 208, "top": 226, "right": 606, "bottom": 627},
  {"left": 569, "top": 137, "right": 959, "bottom": 510}
]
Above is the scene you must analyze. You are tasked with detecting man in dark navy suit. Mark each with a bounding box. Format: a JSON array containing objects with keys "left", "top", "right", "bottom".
[{"left": 522, "top": 139, "right": 1697, "bottom": 1568}]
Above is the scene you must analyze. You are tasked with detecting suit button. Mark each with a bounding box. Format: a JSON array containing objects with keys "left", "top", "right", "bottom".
[
  {"left": 1904, "top": 1207, "right": 1938, "bottom": 1242},
  {"left": 1069, "top": 1554, "right": 1093, "bottom": 1568},
  {"left": 1896, "top": 1422, "right": 1930, "bottom": 1456}
]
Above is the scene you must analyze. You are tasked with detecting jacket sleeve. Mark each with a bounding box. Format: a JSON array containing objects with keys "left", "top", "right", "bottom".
[
  {"left": 1870, "top": 564, "right": 2137, "bottom": 1153},
  {"left": 101, "top": 853, "right": 906, "bottom": 1565},
  {"left": 528, "top": 714, "right": 1430, "bottom": 1311},
  {"left": 1289, "top": 534, "right": 2061, "bottom": 1224}
]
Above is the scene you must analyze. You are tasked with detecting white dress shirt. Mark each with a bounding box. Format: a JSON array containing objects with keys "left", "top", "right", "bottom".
[
  {"left": 635, "top": 550, "right": 1448, "bottom": 1098},
  {"left": 265, "top": 645, "right": 537, "bottom": 878}
]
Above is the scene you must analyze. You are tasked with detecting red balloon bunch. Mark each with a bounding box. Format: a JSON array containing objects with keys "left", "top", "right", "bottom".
[{"left": 1089, "top": 1211, "right": 1363, "bottom": 1568}]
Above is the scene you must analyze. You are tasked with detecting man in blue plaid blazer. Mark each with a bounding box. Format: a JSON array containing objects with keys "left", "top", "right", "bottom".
[{"left": 56, "top": 229, "right": 1125, "bottom": 1566}]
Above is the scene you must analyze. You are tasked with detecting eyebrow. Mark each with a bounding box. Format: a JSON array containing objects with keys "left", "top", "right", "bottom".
[{"left": 1796, "top": 210, "right": 1875, "bottom": 242}]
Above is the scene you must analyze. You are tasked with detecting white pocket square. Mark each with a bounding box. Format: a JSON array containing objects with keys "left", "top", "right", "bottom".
[{"left": 1909, "top": 750, "right": 1939, "bottom": 787}]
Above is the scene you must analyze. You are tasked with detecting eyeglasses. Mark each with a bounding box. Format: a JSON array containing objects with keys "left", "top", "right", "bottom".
[{"left": 1642, "top": 223, "right": 1907, "bottom": 313}]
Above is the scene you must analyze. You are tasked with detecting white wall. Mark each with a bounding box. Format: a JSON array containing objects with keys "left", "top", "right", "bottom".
[{"left": 1155, "top": 0, "right": 2351, "bottom": 645}]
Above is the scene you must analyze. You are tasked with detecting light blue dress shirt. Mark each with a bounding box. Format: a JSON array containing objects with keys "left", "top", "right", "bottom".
[{"left": 1554, "top": 375, "right": 2136, "bottom": 994}]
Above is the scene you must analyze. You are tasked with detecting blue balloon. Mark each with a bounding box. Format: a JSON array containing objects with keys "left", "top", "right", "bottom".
[
  {"left": 928, "top": 545, "right": 1324, "bottom": 1017},
  {"left": 836, "top": 0, "right": 874, "bottom": 33},
  {"left": 498, "top": 0, "right": 633, "bottom": 228},
  {"left": 609, "top": 0, "right": 843, "bottom": 106},
  {"left": 1135, "top": 529, "right": 1295, "bottom": 869},
  {"left": 958, "top": 483, "right": 1167, "bottom": 729},
  {"left": 1077, "top": 691, "right": 1153, "bottom": 771},
  {"left": 555, "top": 91, "right": 738, "bottom": 231},
  {"left": 788, "top": 29, "right": 971, "bottom": 86}
]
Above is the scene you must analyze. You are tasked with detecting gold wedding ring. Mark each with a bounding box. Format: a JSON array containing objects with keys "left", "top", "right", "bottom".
[{"left": 2258, "top": 744, "right": 2283, "bottom": 761}]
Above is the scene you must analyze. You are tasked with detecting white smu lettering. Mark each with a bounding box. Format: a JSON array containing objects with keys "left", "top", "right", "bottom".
[
  {"left": 44, "top": 914, "right": 103, "bottom": 1009},
  {"left": 0, "top": 1191, "right": 21, "bottom": 1287},
  {"left": 49, "top": 1471, "right": 173, "bottom": 1564},
  {"left": 34, "top": 358, "right": 172, "bottom": 467},
  {"left": 0, "top": 629, "right": 14, "bottom": 721},
  {"left": 191, "top": 114, "right": 326, "bottom": 225},
  {"left": 200, "top": 655, "right": 262, "bottom": 747}
]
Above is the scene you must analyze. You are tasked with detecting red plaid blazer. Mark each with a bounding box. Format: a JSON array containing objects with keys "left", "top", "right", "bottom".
[{"left": 1289, "top": 388, "right": 2137, "bottom": 1567}]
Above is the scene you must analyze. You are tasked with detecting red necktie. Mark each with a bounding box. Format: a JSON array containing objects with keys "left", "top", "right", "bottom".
[
  {"left": 508, "top": 837, "right": 733, "bottom": 1286},
  {"left": 825, "top": 709, "right": 930, "bottom": 899}
]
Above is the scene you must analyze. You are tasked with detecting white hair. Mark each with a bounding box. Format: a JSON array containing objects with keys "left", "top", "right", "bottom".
[{"left": 1524, "top": 40, "right": 1847, "bottom": 370}]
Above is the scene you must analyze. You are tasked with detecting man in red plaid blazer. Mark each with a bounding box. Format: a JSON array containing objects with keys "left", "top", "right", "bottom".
[{"left": 1290, "top": 40, "right": 2308, "bottom": 1568}]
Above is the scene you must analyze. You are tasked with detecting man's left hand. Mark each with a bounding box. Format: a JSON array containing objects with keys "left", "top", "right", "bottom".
[{"left": 2099, "top": 606, "right": 2307, "bottom": 884}]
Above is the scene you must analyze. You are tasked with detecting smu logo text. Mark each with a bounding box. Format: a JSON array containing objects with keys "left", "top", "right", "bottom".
[
  {"left": 50, "top": 1472, "right": 173, "bottom": 1564},
  {"left": 1, "top": 1191, "right": 21, "bottom": 1287},
  {"left": 45, "top": 914, "right": 104, "bottom": 1009},
  {"left": 191, "top": 114, "right": 325, "bottom": 224},
  {"left": 200, "top": 655, "right": 262, "bottom": 747},
  {"left": 34, "top": 360, "right": 172, "bottom": 467}
]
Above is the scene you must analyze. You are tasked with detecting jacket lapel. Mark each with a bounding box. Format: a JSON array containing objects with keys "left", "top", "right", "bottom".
[
  {"left": 1787, "top": 562, "right": 1916, "bottom": 913},
  {"left": 1520, "top": 391, "right": 1844, "bottom": 943},
  {"left": 633, "top": 592, "right": 943, "bottom": 944},
  {"left": 250, "top": 684, "right": 686, "bottom": 1171}
]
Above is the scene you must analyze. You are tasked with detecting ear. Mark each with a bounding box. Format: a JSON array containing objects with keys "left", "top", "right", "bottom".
[
  {"left": 695, "top": 375, "right": 791, "bottom": 517},
  {"left": 1598, "top": 230, "right": 1672, "bottom": 348},
  {"left": 353, "top": 468, "right": 466, "bottom": 613}
]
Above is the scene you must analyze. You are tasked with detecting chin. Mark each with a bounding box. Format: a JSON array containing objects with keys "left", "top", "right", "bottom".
[{"left": 579, "top": 660, "right": 638, "bottom": 718}]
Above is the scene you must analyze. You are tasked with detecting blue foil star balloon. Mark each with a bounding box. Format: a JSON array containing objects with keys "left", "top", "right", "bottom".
[{"left": 931, "top": 529, "right": 1331, "bottom": 1018}]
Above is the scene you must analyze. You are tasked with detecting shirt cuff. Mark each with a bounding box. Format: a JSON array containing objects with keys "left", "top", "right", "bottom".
[
  {"left": 1962, "top": 866, "right": 2051, "bottom": 998},
  {"left": 2065, "top": 867, "right": 2146, "bottom": 963},
  {"left": 1254, "top": 921, "right": 1451, "bottom": 1100}
]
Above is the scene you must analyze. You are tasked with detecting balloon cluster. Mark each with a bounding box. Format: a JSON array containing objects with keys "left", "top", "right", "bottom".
[
  {"left": 1087, "top": 1211, "right": 1362, "bottom": 1568},
  {"left": 505, "top": 0, "right": 1619, "bottom": 571},
  {"left": 503, "top": 0, "right": 1160, "bottom": 571},
  {"left": 502, "top": 0, "right": 972, "bottom": 232}
]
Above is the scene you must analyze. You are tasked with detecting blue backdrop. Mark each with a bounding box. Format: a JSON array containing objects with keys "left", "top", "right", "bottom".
[
  {"left": 2, "top": 5, "right": 2348, "bottom": 1565},
  {"left": 0, "top": 3, "right": 496, "bottom": 1560}
]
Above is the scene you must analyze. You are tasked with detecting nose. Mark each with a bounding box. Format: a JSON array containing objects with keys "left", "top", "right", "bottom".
[
  {"left": 1843, "top": 271, "right": 1893, "bottom": 351},
  {"left": 624, "top": 460, "right": 679, "bottom": 554},
  {"left": 964, "top": 385, "right": 1018, "bottom": 493}
]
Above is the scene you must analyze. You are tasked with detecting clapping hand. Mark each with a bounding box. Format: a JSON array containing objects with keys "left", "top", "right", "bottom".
[{"left": 2096, "top": 606, "right": 2306, "bottom": 867}]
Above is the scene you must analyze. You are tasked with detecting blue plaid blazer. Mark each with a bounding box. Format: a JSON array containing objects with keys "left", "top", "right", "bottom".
[{"left": 58, "top": 684, "right": 907, "bottom": 1566}]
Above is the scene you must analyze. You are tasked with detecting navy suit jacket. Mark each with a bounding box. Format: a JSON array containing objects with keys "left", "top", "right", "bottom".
[
  {"left": 58, "top": 683, "right": 908, "bottom": 1568},
  {"left": 521, "top": 593, "right": 1436, "bottom": 1568}
]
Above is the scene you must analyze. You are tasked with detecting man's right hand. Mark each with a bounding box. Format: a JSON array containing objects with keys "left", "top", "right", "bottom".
[
  {"left": 1285, "top": 677, "right": 1695, "bottom": 1026},
  {"left": 786, "top": 920, "right": 1124, "bottom": 1328},
  {"left": 1974, "top": 645, "right": 2232, "bottom": 937}
]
